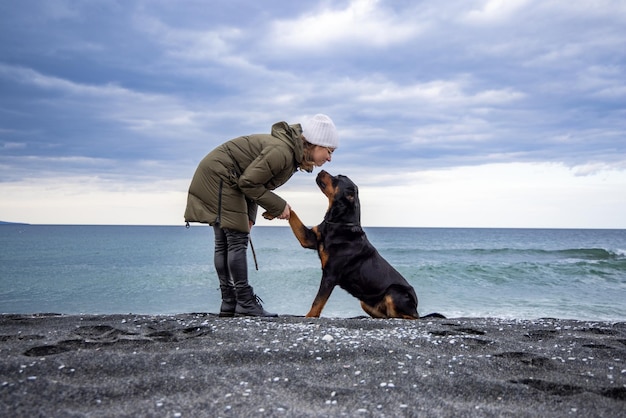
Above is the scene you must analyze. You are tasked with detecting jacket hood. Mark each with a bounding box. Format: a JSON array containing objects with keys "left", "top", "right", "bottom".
[{"left": 271, "top": 121, "right": 304, "bottom": 165}]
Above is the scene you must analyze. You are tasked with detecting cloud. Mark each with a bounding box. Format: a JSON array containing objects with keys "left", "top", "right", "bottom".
[
  {"left": 269, "top": 0, "right": 422, "bottom": 50},
  {"left": 355, "top": 77, "right": 525, "bottom": 107},
  {"left": 0, "top": 175, "right": 188, "bottom": 225},
  {"left": 0, "top": 0, "right": 624, "bottom": 226},
  {"left": 464, "top": 0, "right": 532, "bottom": 24},
  {"left": 3, "top": 162, "right": 623, "bottom": 228},
  {"left": 0, "top": 64, "right": 211, "bottom": 160},
  {"left": 134, "top": 14, "right": 247, "bottom": 66},
  {"left": 262, "top": 162, "right": 626, "bottom": 229}
]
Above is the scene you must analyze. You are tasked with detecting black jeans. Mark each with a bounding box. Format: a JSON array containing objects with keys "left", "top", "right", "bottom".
[{"left": 213, "top": 224, "right": 249, "bottom": 291}]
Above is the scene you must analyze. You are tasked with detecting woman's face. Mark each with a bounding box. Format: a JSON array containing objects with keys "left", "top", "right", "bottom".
[{"left": 311, "top": 145, "right": 335, "bottom": 167}]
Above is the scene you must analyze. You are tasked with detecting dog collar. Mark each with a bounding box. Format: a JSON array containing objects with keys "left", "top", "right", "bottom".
[{"left": 323, "top": 220, "right": 360, "bottom": 227}]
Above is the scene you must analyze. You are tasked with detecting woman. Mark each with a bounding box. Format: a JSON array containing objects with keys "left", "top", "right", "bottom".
[{"left": 184, "top": 114, "right": 338, "bottom": 317}]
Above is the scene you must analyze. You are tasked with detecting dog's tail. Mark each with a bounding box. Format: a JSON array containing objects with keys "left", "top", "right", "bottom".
[{"left": 420, "top": 312, "right": 447, "bottom": 319}]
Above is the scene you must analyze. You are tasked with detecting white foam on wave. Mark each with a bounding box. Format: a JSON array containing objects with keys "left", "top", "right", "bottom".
[{"left": 614, "top": 248, "right": 626, "bottom": 257}]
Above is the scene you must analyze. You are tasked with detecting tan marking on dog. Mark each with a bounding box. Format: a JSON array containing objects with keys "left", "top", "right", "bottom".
[
  {"left": 318, "top": 244, "right": 329, "bottom": 269},
  {"left": 360, "top": 297, "right": 418, "bottom": 320},
  {"left": 287, "top": 211, "right": 316, "bottom": 249}
]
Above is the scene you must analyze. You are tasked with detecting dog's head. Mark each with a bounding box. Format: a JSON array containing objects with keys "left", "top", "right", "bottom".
[{"left": 316, "top": 170, "right": 360, "bottom": 225}]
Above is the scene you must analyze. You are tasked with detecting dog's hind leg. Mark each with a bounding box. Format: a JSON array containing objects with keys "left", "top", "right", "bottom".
[
  {"left": 387, "top": 287, "right": 419, "bottom": 319},
  {"left": 361, "top": 296, "right": 419, "bottom": 320},
  {"left": 360, "top": 300, "right": 389, "bottom": 319}
]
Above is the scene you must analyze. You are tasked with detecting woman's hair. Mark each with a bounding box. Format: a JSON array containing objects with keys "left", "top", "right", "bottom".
[{"left": 298, "top": 137, "right": 317, "bottom": 172}]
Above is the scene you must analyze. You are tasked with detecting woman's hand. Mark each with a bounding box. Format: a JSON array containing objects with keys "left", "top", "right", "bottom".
[{"left": 277, "top": 203, "right": 291, "bottom": 220}]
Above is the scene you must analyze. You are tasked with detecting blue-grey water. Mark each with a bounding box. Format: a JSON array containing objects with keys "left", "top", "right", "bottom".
[{"left": 1, "top": 225, "right": 625, "bottom": 321}]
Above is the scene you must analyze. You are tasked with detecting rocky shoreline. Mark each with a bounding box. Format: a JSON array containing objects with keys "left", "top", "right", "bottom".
[{"left": 1, "top": 313, "right": 624, "bottom": 416}]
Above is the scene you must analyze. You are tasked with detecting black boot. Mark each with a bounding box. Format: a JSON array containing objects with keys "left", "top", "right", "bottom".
[
  {"left": 219, "top": 286, "right": 236, "bottom": 317},
  {"left": 235, "top": 286, "right": 277, "bottom": 317}
]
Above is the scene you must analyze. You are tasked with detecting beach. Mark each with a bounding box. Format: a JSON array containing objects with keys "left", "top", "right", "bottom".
[{"left": 1, "top": 314, "right": 624, "bottom": 417}]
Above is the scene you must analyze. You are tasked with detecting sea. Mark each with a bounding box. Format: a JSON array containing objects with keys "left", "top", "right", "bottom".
[{"left": 1, "top": 225, "right": 625, "bottom": 321}]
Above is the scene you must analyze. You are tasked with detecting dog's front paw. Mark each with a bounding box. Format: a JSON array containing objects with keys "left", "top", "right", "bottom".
[{"left": 262, "top": 211, "right": 275, "bottom": 220}]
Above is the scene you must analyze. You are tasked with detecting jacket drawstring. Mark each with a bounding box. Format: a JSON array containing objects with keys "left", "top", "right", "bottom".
[{"left": 216, "top": 179, "right": 223, "bottom": 225}]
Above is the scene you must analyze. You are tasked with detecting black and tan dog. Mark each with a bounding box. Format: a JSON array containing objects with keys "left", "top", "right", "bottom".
[{"left": 266, "top": 170, "right": 422, "bottom": 319}]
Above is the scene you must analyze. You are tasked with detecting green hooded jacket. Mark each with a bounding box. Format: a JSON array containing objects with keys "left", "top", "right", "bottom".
[{"left": 184, "top": 121, "right": 305, "bottom": 233}]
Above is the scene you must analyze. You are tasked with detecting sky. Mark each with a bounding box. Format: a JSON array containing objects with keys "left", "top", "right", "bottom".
[{"left": 1, "top": 0, "right": 625, "bottom": 228}]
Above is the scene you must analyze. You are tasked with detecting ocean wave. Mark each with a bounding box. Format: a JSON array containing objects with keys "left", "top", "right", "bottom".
[
  {"left": 388, "top": 247, "right": 626, "bottom": 267},
  {"left": 556, "top": 248, "right": 625, "bottom": 260},
  {"left": 492, "top": 248, "right": 625, "bottom": 260}
]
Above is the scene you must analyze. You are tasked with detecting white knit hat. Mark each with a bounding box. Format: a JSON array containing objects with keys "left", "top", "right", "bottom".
[{"left": 301, "top": 114, "right": 339, "bottom": 149}]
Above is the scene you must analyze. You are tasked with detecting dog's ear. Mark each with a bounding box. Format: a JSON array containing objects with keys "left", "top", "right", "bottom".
[
  {"left": 343, "top": 183, "right": 358, "bottom": 204},
  {"left": 342, "top": 184, "right": 360, "bottom": 224}
]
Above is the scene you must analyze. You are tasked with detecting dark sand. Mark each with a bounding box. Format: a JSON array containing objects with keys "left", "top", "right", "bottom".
[{"left": 1, "top": 314, "right": 624, "bottom": 417}]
